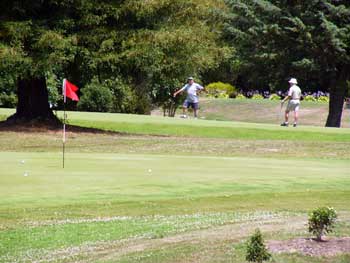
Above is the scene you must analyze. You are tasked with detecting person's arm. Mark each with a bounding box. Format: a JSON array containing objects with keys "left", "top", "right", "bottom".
[
  {"left": 281, "top": 88, "right": 292, "bottom": 104},
  {"left": 196, "top": 84, "right": 205, "bottom": 94},
  {"left": 281, "top": 95, "right": 290, "bottom": 104},
  {"left": 173, "top": 86, "right": 186, "bottom": 97}
]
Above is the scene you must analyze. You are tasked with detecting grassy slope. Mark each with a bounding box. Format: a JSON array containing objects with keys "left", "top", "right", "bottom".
[{"left": 0, "top": 103, "right": 350, "bottom": 262}]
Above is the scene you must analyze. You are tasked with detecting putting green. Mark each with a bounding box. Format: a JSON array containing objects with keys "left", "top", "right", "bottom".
[{"left": 1, "top": 152, "right": 349, "bottom": 221}]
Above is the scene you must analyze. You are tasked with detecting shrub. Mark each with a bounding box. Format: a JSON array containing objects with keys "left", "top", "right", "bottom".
[
  {"left": 268, "top": 93, "right": 281, "bottom": 100},
  {"left": 308, "top": 207, "right": 337, "bottom": 241},
  {"left": 205, "top": 82, "right": 236, "bottom": 99},
  {"left": 104, "top": 78, "right": 139, "bottom": 113},
  {"left": 251, "top": 94, "right": 264, "bottom": 100},
  {"left": 46, "top": 72, "right": 61, "bottom": 108},
  {"left": 246, "top": 229, "right": 271, "bottom": 263},
  {"left": 303, "top": 95, "right": 317, "bottom": 102},
  {"left": 235, "top": 93, "right": 246, "bottom": 99},
  {"left": 0, "top": 92, "right": 17, "bottom": 108},
  {"left": 78, "top": 79, "right": 113, "bottom": 112},
  {"left": 317, "top": 96, "right": 329, "bottom": 103}
]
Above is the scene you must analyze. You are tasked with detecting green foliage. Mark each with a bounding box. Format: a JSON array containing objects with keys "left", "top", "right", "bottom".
[
  {"left": 206, "top": 82, "right": 236, "bottom": 98},
  {"left": 46, "top": 73, "right": 61, "bottom": 108},
  {"left": 102, "top": 78, "right": 139, "bottom": 114},
  {"left": 0, "top": 93, "right": 17, "bottom": 108},
  {"left": 235, "top": 93, "right": 246, "bottom": 99},
  {"left": 268, "top": 94, "right": 281, "bottom": 101},
  {"left": 78, "top": 79, "right": 113, "bottom": 112},
  {"left": 224, "top": 0, "right": 350, "bottom": 127},
  {"left": 317, "top": 96, "right": 329, "bottom": 103},
  {"left": 308, "top": 207, "right": 337, "bottom": 241},
  {"left": 303, "top": 95, "right": 317, "bottom": 102},
  {"left": 246, "top": 229, "right": 271, "bottom": 263},
  {"left": 251, "top": 94, "right": 264, "bottom": 100}
]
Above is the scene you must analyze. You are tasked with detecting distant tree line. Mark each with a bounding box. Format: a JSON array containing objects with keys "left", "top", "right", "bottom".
[{"left": 0, "top": 0, "right": 349, "bottom": 127}]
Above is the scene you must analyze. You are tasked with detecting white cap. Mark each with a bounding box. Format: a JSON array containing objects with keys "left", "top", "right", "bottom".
[{"left": 288, "top": 78, "right": 298, "bottom": 84}]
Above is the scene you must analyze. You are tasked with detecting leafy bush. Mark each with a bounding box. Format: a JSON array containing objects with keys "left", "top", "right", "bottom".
[
  {"left": 0, "top": 92, "right": 17, "bottom": 108},
  {"left": 308, "top": 207, "right": 337, "bottom": 241},
  {"left": 78, "top": 79, "right": 113, "bottom": 112},
  {"left": 303, "top": 95, "right": 317, "bottom": 102},
  {"left": 317, "top": 96, "right": 329, "bottom": 103},
  {"left": 103, "top": 78, "right": 139, "bottom": 113},
  {"left": 205, "top": 82, "right": 236, "bottom": 99},
  {"left": 268, "top": 93, "right": 281, "bottom": 100},
  {"left": 46, "top": 73, "right": 61, "bottom": 108},
  {"left": 235, "top": 93, "right": 246, "bottom": 99},
  {"left": 251, "top": 94, "right": 264, "bottom": 100},
  {"left": 246, "top": 229, "right": 271, "bottom": 263}
]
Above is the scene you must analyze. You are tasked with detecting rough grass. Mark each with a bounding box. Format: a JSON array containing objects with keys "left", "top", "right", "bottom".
[{"left": 0, "top": 103, "right": 350, "bottom": 262}]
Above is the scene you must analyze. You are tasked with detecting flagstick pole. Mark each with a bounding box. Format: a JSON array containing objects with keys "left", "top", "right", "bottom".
[
  {"left": 62, "top": 79, "right": 66, "bottom": 169},
  {"left": 63, "top": 106, "right": 66, "bottom": 169}
]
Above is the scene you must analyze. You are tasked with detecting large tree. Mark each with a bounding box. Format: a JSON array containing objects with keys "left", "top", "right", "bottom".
[
  {"left": 224, "top": 0, "right": 350, "bottom": 127},
  {"left": 0, "top": 0, "right": 229, "bottom": 121},
  {"left": 116, "top": 0, "right": 230, "bottom": 116}
]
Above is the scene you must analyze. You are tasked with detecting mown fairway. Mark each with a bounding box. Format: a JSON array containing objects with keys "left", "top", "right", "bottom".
[{"left": 0, "top": 103, "right": 350, "bottom": 263}]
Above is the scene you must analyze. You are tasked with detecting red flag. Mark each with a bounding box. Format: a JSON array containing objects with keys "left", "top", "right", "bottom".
[{"left": 63, "top": 79, "right": 79, "bottom": 102}]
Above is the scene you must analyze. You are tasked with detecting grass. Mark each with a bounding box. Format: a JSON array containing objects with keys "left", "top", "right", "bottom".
[{"left": 0, "top": 101, "right": 350, "bottom": 262}]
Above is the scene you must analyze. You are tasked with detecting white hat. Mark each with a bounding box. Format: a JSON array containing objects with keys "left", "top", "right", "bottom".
[
  {"left": 288, "top": 78, "right": 298, "bottom": 84},
  {"left": 187, "top": 76, "right": 194, "bottom": 80}
]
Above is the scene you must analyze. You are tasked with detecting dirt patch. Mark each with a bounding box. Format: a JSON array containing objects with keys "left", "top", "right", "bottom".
[
  {"left": 34, "top": 215, "right": 306, "bottom": 263},
  {"left": 268, "top": 237, "right": 350, "bottom": 257}
]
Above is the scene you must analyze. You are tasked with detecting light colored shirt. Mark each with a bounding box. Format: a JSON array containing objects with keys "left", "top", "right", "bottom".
[
  {"left": 180, "top": 82, "right": 204, "bottom": 103},
  {"left": 288, "top": 84, "right": 301, "bottom": 100}
]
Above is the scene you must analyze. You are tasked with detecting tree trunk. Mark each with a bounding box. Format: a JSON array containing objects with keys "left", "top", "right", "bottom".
[
  {"left": 325, "top": 67, "right": 349, "bottom": 127},
  {"left": 6, "top": 76, "right": 59, "bottom": 124}
]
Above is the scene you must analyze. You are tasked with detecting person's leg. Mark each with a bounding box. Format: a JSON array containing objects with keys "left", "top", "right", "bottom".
[
  {"left": 284, "top": 111, "right": 289, "bottom": 123},
  {"left": 281, "top": 110, "right": 289, "bottom": 126},
  {"left": 193, "top": 103, "right": 199, "bottom": 118},
  {"left": 293, "top": 103, "right": 300, "bottom": 127},
  {"left": 182, "top": 106, "right": 187, "bottom": 116},
  {"left": 182, "top": 101, "right": 189, "bottom": 117},
  {"left": 294, "top": 111, "right": 298, "bottom": 124}
]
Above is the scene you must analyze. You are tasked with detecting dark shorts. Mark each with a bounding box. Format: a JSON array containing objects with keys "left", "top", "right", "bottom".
[{"left": 183, "top": 100, "right": 199, "bottom": 110}]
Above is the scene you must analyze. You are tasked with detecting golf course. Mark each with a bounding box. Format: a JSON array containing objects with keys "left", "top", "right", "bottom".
[{"left": 0, "top": 100, "right": 350, "bottom": 263}]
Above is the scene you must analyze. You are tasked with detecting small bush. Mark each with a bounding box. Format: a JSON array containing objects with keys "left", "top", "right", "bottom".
[
  {"left": 317, "top": 96, "right": 329, "bottom": 103},
  {"left": 251, "top": 94, "right": 264, "bottom": 100},
  {"left": 268, "top": 93, "right": 281, "bottom": 100},
  {"left": 235, "top": 93, "right": 246, "bottom": 99},
  {"left": 246, "top": 229, "right": 271, "bottom": 263},
  {"left": 303, "top": 95, "right": 317, "bottom": 102},
  {"left": 78, "top": 79, "right": 113, "bottom": 112},
  {"left": 0, "top": 93, "right": 17, "bottom": 108},
  {"left": 308, "top": 207, "right": 337, "bottom": 241},
  {"left": 205, "top": 82, "right": 236, "bottom": 99}
]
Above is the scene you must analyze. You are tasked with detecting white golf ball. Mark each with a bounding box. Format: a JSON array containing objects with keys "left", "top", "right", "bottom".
[
  {"left": 23, "top": 172, "right": 28, "bottom": 177},
  {"left": 148, "top": 169, "right": 152, "bottom": 173},
  {"left": 21, "top": 160, "right": 25, "bottom": 164}
]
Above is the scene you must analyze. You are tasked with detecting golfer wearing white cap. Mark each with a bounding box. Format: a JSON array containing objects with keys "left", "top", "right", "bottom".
[
  {"left": 173, "top": 77, "right": 204, "bottom": 118},
  {"left": 281, "top": 78, "right": 302, "bottom": 127}
]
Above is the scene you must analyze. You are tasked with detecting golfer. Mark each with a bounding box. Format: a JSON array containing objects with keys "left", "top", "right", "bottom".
[
  {"left": 281, "top": 78, "right": 302, "bottom": 127},
  {"left": 173, "top": 77, "right": 204, "bottom": 118}
]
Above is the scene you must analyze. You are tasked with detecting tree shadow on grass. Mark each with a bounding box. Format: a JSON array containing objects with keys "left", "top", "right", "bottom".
[{"left": 0, "top": 120, "right": 124, "bottom": 135}]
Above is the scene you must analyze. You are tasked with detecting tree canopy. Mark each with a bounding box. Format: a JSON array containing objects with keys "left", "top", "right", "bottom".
[
  {"left": 224, "top": 0, "right": 350, "bottom": 127},
  {"left": 0, "top": 0, "right": 228, "bottom": 120},
  {"left": 0, "top": 0, "right": 349, "bottom": 127}
]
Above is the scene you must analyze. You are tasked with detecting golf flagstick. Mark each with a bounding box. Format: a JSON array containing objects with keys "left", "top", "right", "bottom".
[
  {"left": 62, "top": 79, "right": 66, "bottom": 169},
  {"left": 61, "top": 79, "right": 79, "bottom": 168}
]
